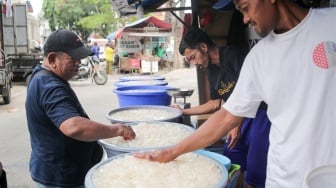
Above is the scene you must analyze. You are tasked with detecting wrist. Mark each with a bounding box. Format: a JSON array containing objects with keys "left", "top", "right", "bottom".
[
  {"left": 113, "top": 124, "right": 124, "bottom": 137},
  {"left": 182, "top": 108, "right": 190, "bottom": 115}
]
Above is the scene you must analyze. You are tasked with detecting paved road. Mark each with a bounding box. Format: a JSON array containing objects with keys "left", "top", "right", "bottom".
[{"left": 0, "top": 68, "right": 198, "bottom": 187}]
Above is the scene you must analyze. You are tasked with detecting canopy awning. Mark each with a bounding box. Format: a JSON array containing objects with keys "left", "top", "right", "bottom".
[
  {"left": 123, "top": 16, "right": 171, "bottom": 30},
  {"left": 111, "top": 16, "right": 172, "bottom": 39}
]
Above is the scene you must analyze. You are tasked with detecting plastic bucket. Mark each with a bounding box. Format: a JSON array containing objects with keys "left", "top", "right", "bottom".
[
  {"left": 98, "top": 121, "right": 194, "bottom": 158},
  {"left": 114, "top": 80, "right": 168, "bottom": 89},
  {"left": 113, "top": 85, "right": 172, "bottom": 107},
  {"left": 305, "top": 165, "right": 336, "bottom": 188},
  {"left": 196, "top": 149, "right": 231, "bottom": 171},
  {"left": 85, "top": 151, "right": 228, "bottom": 188},
  {"left": 105, "top": 105, "right": 182, "bottom": 124},
  {"left": 119, "top": 75, "right": 165, "bottom": 81}
]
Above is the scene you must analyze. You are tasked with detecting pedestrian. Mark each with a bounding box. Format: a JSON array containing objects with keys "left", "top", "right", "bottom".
[
  {"left": 104, "top": 43, "right": 114, "bottom": 74},
  {"left": 134, "top": 3, "right": 336, "bottom": 188},
  {"left": 90, "top": 41, "right": 100, "bottom": 59},
  {"left": 0, "top": 161, "right": 7, "bottom": 188},
  {"left": 173, "top": 22, "right": 270, "bottom": 188},
  {"left": 155, "top": 43, "right": 167, "bottom": 69},
  {"left": 26, "top": 29, "right": 136, "bottom": 187}
]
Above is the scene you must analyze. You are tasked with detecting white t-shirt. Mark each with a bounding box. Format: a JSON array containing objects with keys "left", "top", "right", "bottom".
[{"left": 224, "top": 8, "right": 336, "bottom": 188}]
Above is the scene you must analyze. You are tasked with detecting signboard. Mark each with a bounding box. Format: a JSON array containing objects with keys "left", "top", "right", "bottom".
[
  {"left": 118, "top": 35, "right": 142, "bottom": 53},
  {"left": 143, "top": 22, "right": 159, "bottom": 33}
]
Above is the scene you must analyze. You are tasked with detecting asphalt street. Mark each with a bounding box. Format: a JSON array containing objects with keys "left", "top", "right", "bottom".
[{"left": 0, "top": 67, "right": 198, "bottom": 187}]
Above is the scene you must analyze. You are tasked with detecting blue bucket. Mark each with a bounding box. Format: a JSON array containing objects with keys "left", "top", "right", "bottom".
[
  {"left": 114, "top": 80, "right": 168, "bottom": 88},
  {"left": 119, "top": 75, "right": 165, "bottom": 81},
  {"left": 113, "top": 85, "right": 172, "bottom": 107},
  {"left": 195, "top": 150, "right": 231, "bottom": 171}
]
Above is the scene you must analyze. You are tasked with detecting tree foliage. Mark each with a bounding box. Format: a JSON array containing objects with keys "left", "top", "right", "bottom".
[{"left": 42, "top": 0, "right": 137, "bottom": 40}]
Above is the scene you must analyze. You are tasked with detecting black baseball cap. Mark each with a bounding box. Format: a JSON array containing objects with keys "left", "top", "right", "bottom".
[
  {"left": 43, "top": 29, "right": 93, "bottom": 60},
  {"left": 212, "top": 0, "right": 235, "bottom": 11}
]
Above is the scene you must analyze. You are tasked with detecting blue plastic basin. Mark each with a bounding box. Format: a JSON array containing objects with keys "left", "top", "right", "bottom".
[
  {"left": 114, "top": 80, "right": 168, "bottom": 89},
  {"left": 113, "top": 85, "right": 172, "bottom": 107},
  {"left": 119, "top": 75, "right": 165, "bottom": 81},
  {"left": 196, "top": 149, "right": 232, "bottom": 171}
]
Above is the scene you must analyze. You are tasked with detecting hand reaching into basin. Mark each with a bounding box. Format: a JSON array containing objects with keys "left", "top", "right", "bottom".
[
  {"left": 170, "top": 104, "right": 183, "bottom": 111},
  {"left": 121, "top": 125, "right": 136, "bottom": 140},
  {"left": 133, "top": 148, "right": 178, "bottom": 163}
]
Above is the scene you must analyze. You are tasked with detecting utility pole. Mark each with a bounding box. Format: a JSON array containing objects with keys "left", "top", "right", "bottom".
[{"left": 170, "top": 0, "right": 186, "bottom": 69}]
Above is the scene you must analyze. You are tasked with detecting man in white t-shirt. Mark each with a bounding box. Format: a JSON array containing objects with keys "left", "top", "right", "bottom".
[{"left": 134, "top": 1, "right": 336, "bottom": 188}]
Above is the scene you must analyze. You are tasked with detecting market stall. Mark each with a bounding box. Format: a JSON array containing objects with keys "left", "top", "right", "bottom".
[{"left": 114, "top": 16, "right": 173, "bottom": 74}]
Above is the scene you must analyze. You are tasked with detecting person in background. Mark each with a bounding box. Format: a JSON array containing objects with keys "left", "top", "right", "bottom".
[
  {"left": 90, "top": 42, "right": 100, "bottom": 59},
  {"left": 134, "top": 1, "right": 336, "bottom": 188},
  {"left": 155, "top": 43, "right": 167, "bottom": 69},
  {"left": 26, "top": 29, "right": 136, "bottom": 187},
  {"left": 174, "top": 21, "right": 270, "bottom": 188},
  {"left": 112, "top": 41, "right": 119, "bottom": 67},
  {"left": 0, "top": 161, "right": 7, "bottom": 188},
  {"left": 104, "top": 43, "right": 114, "bottom": 74},
  {"left": 155, "top": 43, "right": 166, "bottom": 58}
]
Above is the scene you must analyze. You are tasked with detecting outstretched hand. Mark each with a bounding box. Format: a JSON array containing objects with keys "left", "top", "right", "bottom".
[
  {"left": 170, "top": 104, "right": 183, "bottom": 111},
  {"left": 133, "top": 149, "right": 177, "bottom": 163}
]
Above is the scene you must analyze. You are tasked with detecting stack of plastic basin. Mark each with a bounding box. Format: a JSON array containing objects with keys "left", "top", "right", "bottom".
[
  {"left": 113, "top": 85, "right": 172, "bottom": 107},
  {"left": 304, "top": 165, "right": 336, "bottom": 188},
  {"left": 118, "top": 75, "right": 165, "bottom": 81},
  {"left": 114, "top": 79, "right": 168, "bottom": 89}
]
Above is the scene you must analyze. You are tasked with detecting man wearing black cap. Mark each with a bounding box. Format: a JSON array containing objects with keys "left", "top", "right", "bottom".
[{"left": 25, "top": 29, "right": 136, "bottom": 187}]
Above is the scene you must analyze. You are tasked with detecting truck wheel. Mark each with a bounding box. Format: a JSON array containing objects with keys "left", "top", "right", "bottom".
[{"left": 2, "top": 84, "right": 11, "bottom": 104}]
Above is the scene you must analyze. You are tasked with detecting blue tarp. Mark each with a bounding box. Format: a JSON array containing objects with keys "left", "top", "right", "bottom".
[{"left": 107, "top": 32, "right": 116, "bottom": 41}]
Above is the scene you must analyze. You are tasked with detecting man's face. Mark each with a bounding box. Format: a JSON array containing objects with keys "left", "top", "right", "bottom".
[
  {"left": 54, "top": 52, "right": 81, "bottom": 80},
  {"left": 184, "top": 46, "right": 209, "bottom": 69},
  {"left": 234, "top": 0, "right": 277, "bottom": 37}
]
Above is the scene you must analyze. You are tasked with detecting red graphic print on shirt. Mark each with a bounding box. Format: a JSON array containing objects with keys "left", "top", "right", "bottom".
[{"left": 313, "top": 41, "right": 336, "bottom": 69}]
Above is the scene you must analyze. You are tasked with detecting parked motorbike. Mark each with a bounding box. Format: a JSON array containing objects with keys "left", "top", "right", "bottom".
[{"left": 72, "top": 56, "right": 108, "bottom": 85}]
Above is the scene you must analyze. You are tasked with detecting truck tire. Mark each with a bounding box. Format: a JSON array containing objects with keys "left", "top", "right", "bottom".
[{"left": 2, "top": 84, "right": 11, "bottom": 104}]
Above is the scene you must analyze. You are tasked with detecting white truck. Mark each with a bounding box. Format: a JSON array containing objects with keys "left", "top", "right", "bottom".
[{"left": 0, "top": 4, "right": 42, "bottom": 104}]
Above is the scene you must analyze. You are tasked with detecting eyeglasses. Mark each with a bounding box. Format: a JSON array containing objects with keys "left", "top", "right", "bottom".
[{"left": 55, "top": 52, "right": 79, "bottom": 64}]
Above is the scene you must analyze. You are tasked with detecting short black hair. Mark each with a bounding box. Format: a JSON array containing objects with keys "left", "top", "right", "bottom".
[
  {"left": 179, "top": 27, "right": 215, "bottom": 55},
  {"left": 227, "top": 10, "right": 249, "bottom": 53}
]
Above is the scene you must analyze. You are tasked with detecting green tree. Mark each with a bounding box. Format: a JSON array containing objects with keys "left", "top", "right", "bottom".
[
  {"left": 78, "top": 0, "right": 118, "bottom": 37},
  {"left": 43, "top": 0, "right": 92, "bottom": 39},
  {"left": 42, "top": 0, "right": 138, "bottom": 40}
]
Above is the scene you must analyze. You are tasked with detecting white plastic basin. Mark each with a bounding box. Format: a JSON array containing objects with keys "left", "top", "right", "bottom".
[{"left": 305, "top": 165, "right": 336, "bottom": 188}]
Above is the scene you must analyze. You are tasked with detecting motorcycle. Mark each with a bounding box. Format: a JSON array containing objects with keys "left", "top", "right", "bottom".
[{"left": 72, "top": 56, "right": 108, "bottom": 85}]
